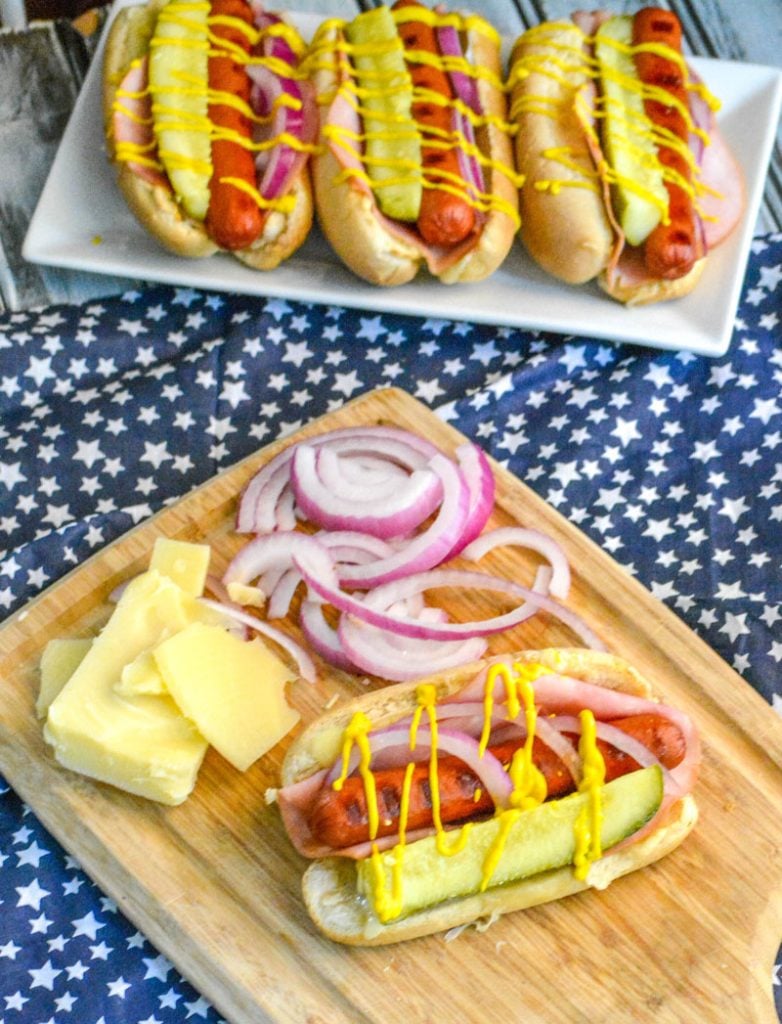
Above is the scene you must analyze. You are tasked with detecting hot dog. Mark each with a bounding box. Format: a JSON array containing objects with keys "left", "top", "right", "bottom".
[
  {"left": 103, "top": 0, "right": 316, "bottom": 269},
  {"left": 276, "top": 648, "right": 700, "bottom": 945},
  {"left": 508, "top": 8, "right": 745, "bottom": 305},
  {"left": 305, "top": 1, "right": 520, "bottom": 286}
]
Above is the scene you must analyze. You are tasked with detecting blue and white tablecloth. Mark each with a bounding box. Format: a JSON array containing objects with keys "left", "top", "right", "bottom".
[{"left": 1, "top": 234, "right": 781, "bottom": 1021}]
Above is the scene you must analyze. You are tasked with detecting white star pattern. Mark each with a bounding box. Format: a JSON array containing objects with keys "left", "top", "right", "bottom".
[{"left": 2, "top": 239, "right": 782, "bottom": 1022}]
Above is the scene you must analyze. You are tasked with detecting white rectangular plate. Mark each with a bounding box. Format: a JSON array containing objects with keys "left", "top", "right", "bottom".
[{"left": 23, "top": 1, "right": 782, "bottom": 356}]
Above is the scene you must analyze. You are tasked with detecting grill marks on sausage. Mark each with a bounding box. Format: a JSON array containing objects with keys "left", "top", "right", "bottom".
[
  {"left": 204, "top": 0, "right": 265, "bottom": 250},
  {"left": 631, "top": 6, "right": 703, "bottom": 278},
  {"left": 391, "top": 0, "right": 476, "bottom": 246},
  {"left": 308, "top": 712, "right": 685, "bottom": 850}
]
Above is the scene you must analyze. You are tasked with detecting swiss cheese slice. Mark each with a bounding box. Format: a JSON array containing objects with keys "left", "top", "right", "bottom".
[
  {"left": 44, "top": 570, "right": 208, "bottom": 805},
  {"left": 154, "top": 622, "right": 299, "bottom": 772},
  {"left": 148, "top": 0, "right": 212, "bottom": 220},
  {"left": 149, "top": 536, "right": 211, "bottom": 597},
  {"left": 37, "top": 637, "right": 93, "bottom": 719}
]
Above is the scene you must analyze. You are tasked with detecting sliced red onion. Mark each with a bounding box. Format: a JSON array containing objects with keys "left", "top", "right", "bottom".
[
  {"left": 291, "top": 444, "right": 442, "bottom": 539},
  {"left": 321, "top": 530, "right": 398, "bottom": 566},
  {"left": 224, "top": 530, "right": 322, "bottom": 589},
  {"left": 267, "top": 567, "right": 301, "bottom": 620},
  {"left": 263, "top": 530, "right": 401, "bottom": 620},
  {"left": 274, "top": 484, "right": 297, "bottom": 530},
  {"left": 236, "top": 427, "right": 440, "bottom": 534},
  {"left": 199, "top": 597, "right": 316, "bottom": 683},
  {"left": 435, "top": 22, "right": 481, "bottom": 114},
  {"left": 326, "top": 724, "right": 513, "bottom": 810},
  {"left": 333, "top": 454, "right": 408, "bottom": 486},
  {"left": 297, "top": 544, "right": 604, "bottom": 649},
  {"left": 362, "top": 569, "right": 603, "bottom": 649},
  {"left": 462, "top": 526, "right": 572, "bottom": 600},
  {"left": 338, "top": 615, "right": 487, "bottom": 682},
  {"left": 441, "top": 442, "right": 494, "bottom": 559},
  {"left": 299, "top": 600, "right": 359, "bottom": 672},
  {"left": 452, "top": 106, "right": 485, "bottom": 206},
  {"left": 336, "top": 454, "right": 470, "bottom": 586},
  {"left": 315, "top": 447, "right": 411, "bottom": 502},
  {"left": 201, "top": 576, "right": 250, "bottom": 640},
  {"left": 238, "top": 458, "right": 292, "bottom": 535},
  {"left": 534, "top": 716, "right": 582, "bottom": 785},
  {"left": 547, "top": 713, "right": 681, "bottom": 796},
  {"left": 246, "top": 10, "right": 317, "bottom": 201}
]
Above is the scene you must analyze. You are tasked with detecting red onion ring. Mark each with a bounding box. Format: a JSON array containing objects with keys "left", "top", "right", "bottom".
[
  {"left": 462, "top": 526, "right": 572, "bottom": 600},
  {"left": 325, "top": 724, "right": 513, "bottom": 810},
  {"left": 297, "top": 543, "right": 604, "bottom": 648},
  {"left": 291, "top": 444, "right": 443, "bottom": 539},
  {"left": 299, "top": 600, "right": 358, "bottom": 672},
  {"left": 236, "top": 426, "right": 440, "bottom": 533},
  {"left": 440, "top": 443, "right": 495, "bottom": 560},
  {"left": 338, "top": 616, "right": 487, "bottom": 682},
  {"left": 314, "top": 447, "right": 410, "bottom": 501},
  {"left": 335, "top": 454, "right": 470, "bottom": 587},
  {"left": 435, "top": 21, "right": 482, "bottom": 114}
]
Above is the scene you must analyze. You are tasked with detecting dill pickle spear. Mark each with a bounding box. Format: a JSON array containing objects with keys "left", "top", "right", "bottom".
[
  {"left": 356, "top": 765, "right": 663, "bottom": 923},
  {"left": 594, "top": 16, "right": 668, "bottom": 247},
  {"left": 148, "top": 0, "right": 212, "bottom": 221},
  {"left": 346, "top": 6, "right": 422, "bottom": 222}
]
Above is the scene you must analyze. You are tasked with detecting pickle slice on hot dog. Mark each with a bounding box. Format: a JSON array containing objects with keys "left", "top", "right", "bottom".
[
  {"left": 306, "top": 0, "right": 520, "bottom": 286},
  {"left": 276, "top": 648, "right": 700, "bottom": 945},
  {"left": 103, "top": 0, "right": 316, "bottom": 269},
  {"left": 508, "top": 7, "right": 745, "bottom": 305}
]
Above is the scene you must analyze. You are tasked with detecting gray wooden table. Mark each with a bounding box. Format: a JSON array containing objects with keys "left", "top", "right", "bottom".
[{"left": 1, "top": 0, "right": 780, "bottom": 312}]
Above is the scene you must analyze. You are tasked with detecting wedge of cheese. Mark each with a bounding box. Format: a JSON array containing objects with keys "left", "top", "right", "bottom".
[
  {"left": 154, "top": 622, "right": 299, "bottom": 772},
  {"left": 149, "top": 537, "right": 211, "bottom": 597},
  {"left": 37, "top": 638, "right": 93, "bottom": 718},
  {"left": 44, "top": 570, "right": 209, "bottom": 805}
]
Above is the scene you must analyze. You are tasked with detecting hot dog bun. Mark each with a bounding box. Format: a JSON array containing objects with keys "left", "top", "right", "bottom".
[
  {"left": 103, "top": 0, "right": 313, "bottom": 269},
  {"left": 508, "top": 13, "right": 743, "bottom": 306},
  {"left": 308, "top": 7, "right": 519, "bottom": 286},
  {"left": 280, "top": 648, "right": 699, "bottom": 945}
]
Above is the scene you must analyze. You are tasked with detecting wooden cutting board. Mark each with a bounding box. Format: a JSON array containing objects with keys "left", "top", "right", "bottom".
[{"left": 1, "top": 386, "right": 781, "bottom": 1024}]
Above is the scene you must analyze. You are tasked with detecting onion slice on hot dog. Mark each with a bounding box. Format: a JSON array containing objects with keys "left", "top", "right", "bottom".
[
  {"left": 103, "top": 0, "right": 316, "bottom": 268},
  {"left": 275, "top": 648, "right": 700, "bottom": 945}
]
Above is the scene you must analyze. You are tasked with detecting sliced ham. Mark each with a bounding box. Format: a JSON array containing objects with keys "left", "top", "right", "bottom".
[
  {"left": 112, "top": 57, "right": 169, "bottom": 188},
  {"left": 698, "top": 122, "right": 746, "bottom": 248}
]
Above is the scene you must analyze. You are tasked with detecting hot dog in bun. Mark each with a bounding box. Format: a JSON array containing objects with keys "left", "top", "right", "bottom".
[
  {"left": 508, "top": 8, "right": 745, "bottom": 305},
  {"left": 276, "top": 648, "right": 700, "bottom": 945},
  {"left": 103, "top": 0, "right": 316, "bottom": 269},
  {"left": 306, "top": 0, "right": 520, "bottom": 286}
]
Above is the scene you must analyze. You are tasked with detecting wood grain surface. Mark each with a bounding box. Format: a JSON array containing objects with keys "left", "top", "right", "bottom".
[{"left": 1, "top": 387, "right": 781, "bottom": 1024}]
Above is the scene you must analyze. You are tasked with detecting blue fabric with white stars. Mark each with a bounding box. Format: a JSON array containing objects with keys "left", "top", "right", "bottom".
[{"left": 1, "top": 234, "right": 781, "bottom": 1021}]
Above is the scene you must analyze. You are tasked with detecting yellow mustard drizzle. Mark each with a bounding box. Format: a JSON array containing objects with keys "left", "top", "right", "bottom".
[
  {"left": 110, "top": 1, "right": 313, "bottom": 216},
  {"left": 306, "top": 10, "right": 521, "bottom": 228},
  {"left": 507, "top": 21, "right": 723, "bottom": 219},
  {"left": 332, "top": 710, "right": 379, "bottom": 836},
  {"left": 352, "top": 661, "right": 618, "bottom": 922},
  {"left": 479, "top": 664, "right": 549, "bottom": 891},
  {"left": 572, "top": 709, "right": 606, "bottom": 881},
  {"left": 391, "top": 5, "right": 500, "bottom": 49}
]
